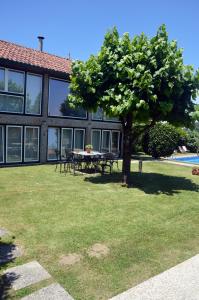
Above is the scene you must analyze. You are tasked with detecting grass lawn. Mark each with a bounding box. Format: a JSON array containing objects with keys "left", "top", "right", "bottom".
[{"left": 0, "top": 161, "right": 199, "bottom": 299}]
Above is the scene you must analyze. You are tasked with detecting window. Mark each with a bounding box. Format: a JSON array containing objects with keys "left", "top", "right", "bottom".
[
  {"left": 47, "top": 128, "right": 60, "bottom": 160},
  {"left": 91, "top": 130, "right": 101, "bottom": 151},
  {"left": 0, "top": 126, "right": 4, "bottom": 163},
  {"left": 112, "top": 131, "right": 120, "bottom": 153},
  {"left": 0, "top": 94, "right": 24, "bottom": 113},
  {"left": 24, "top": 127, "right": 39, "bottom": 162},
  {"left": 0, "top": 68, "right": 42, "bottom": 115},
  {"left": 61, "top": 128, "right": 73, "bottom": 157},
  {"left": 6, "top": 126, "right": 22, "bottom": 163},
  {"left": 92, "top": 107, "right": 119, "bottom": 122},
  {"left": 48, "top": 78, "right": 87, "bottom": 118},
  {"left": 74, "top": 129, "right": 85, "bottom": 150},
  {"left": 92, "top": 108, "right": 103, "bottom": 120},
  {"left": 26, "top": 74, "right": 42, "bottom": 115},
  {"left": 8, "top": 70, "right": 24, "bottom": 94},
  {"left": 0, "top": 69, "right": 5, "bottom": 91},
  {"left": 102, "top": 130, "right": 111, "bottom": 153}
]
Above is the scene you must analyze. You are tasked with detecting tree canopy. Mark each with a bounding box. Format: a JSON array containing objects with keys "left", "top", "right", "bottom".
[{"left": 68, "top": 25, "right": 199, "bottom": 185}]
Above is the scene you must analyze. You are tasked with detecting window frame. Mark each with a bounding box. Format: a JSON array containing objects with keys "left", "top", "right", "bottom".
[
  {"left": 101, "top": 130, "right": 111, "bottom": 153},
  {"left": 6, "top": 125, "right": 23, "bottom": 163},
  {"left": 7, "top": 68, "right": 25, "bottom": 95},
  {"left": 25, "top": 72, "right": 43, "bottom": 115},
  {"left": 74, "top": 128, "right": 85, "bottom": 150},
  {"left": 61, "top": 128, "right": 73, "bottom": 158},
  {"left": 24, "top": 126, "right": 40, "bottom": 162},
  {"left": 0, "top": 93, "right": 24, "bottom": 114},
  {"left": 48, "top": 77, "right": 88, "bottom": 119},
  {"left": 91, "top": 129, "right": 101, "bottom": 152},
  {"left": 111, "top": 130, "right": 120, "bottom": 153}
]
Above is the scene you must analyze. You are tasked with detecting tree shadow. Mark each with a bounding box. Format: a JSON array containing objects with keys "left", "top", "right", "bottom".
[
  {"left": 0, "top": 242, "right": 20, "bottom": 299},
  {"left": 84, "top": 172, "right": 199, "bottom": 195}
]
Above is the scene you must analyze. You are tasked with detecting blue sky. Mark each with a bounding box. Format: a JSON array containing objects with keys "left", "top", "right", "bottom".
[{"left": 1, "top": 0, "right": 199, "bottom": 100}]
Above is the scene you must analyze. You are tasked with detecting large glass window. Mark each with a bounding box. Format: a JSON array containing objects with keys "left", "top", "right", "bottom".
[
  {"left": 48, "top": 128, "right": 60, "bottom": 160},
  {"left": 0, "top": 94, "right": 24, "bottom": 113},
  {"left": 91, "top": 130, "right": 101, "bottom": 151},
  {"left": 0, "top": 126, "right": 4, "bottom": 163},
  {"left": 74, "top": 129, "right": 85, "bottom": 150},
  {"left": 8, "top": 70, "right": 24, "bottom": 94},
  {"left": 0, "top": 69, "right": 5, "bottom": 91},
  {"left": 92, "top": 108, "right": 103, "bottom": 120},
  {"left": 24, "top": 127, "right": 39, "bottom": 162},
  {"left": 26, "top": 74, "right": 42, "bottom": 115},
  {"left": 61, "top": 128, "right": 73, "bottom": 157},
  {"left": 112, "top": 131, "right": 120, "bottom": 153},
  {"left": 6, "top": 126, "right": 22, "bottom": 163},
  {"left": 102, "top": 130, "right": 111, "bottom": 153},
  {"left": 48, "top": 78, "right": 87, "bottom": 118}
]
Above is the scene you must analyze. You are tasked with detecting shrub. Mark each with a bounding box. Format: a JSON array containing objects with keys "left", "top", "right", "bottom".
[
  {"left": 186, "top": 130, "right": 199, "bottom": 152},
  {"left": 142, "top": 123, "right": 180, "bottom": 158}
]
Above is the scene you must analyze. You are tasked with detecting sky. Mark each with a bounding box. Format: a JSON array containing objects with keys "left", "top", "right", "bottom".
[{"left": 1, "top": 0, "right": 199, "bottom": 100}]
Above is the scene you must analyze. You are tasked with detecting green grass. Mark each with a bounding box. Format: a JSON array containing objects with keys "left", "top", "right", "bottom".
[{"left": 0, "top": 162, "right": 199, "bottom": 299}]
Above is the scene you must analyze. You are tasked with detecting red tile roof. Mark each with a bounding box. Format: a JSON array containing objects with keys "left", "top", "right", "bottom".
[{"left": 0, "top": 40, "right": 72, "bottom": 74}]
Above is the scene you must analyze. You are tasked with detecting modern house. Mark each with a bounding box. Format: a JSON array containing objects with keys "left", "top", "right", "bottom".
[{"left": 0, "top": 38, "right": 122, "bottom": 166}]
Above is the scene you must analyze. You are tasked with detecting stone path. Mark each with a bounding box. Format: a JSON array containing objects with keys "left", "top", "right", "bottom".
[
  {"left": 21, "top": 283, "right": 74, "bottom": 300},
  {"left": 3, "top": 261, "right": 51, "bottom": 290},
  {"left": 109, "top": 254, "right": 199, "bottom": 300}
]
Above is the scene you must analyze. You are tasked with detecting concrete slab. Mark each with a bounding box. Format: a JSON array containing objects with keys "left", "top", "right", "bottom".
[
  {"left": 0, "top": 244, "right": 23, "bottom": 265},
  {"left": 21, "top": 283, "right": 74, "bottom": 300},
  {"left": 3, "top": 261, "right": 51, "bottom": 290},
  {"left": 109, "top": 254, "right": 199, "bottom": 300}
]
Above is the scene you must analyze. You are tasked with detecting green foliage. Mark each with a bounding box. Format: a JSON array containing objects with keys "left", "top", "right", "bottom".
[
  {"left": 175, "top": 127, "right": 188, "bottom": 146},
  {"left": 186, "top": 129, "right": 199, "bottom": 152},
  {"left": 69, "top": 25, "right": 199, "bottom": 127},
  {"left": 143, "top": 123, "right": 180, "bottom": 158}
]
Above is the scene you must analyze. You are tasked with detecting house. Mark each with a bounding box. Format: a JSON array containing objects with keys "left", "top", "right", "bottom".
[{"left": 0, "top": 37, "right": 122, "bottom": 165}]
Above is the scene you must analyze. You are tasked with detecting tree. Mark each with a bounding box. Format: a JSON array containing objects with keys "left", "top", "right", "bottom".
[
  {"left": 68, "top": 25, "right": 199, "bottom": 186},
  {"left": 142, "top": 122, "right": 180, "bottom": 158}
]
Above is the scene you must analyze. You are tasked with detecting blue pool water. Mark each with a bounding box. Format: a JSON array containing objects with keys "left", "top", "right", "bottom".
[{"left": 172, "top": 156, "right": 199, "bottom": 164}]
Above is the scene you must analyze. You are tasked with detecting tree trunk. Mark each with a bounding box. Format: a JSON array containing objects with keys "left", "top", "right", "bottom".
[{"left": 122, "top": 114, "right": 133, "bottom": 187}]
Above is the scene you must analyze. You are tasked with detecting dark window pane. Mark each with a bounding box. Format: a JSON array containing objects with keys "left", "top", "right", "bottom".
[
  {"left": 61, "top": 129, "right": 73, "bottom": 157},
  {"left": 48, "top": 79, "right": 86, "bottom": 118},
  {"left": 104, "top": 114, "right": 119, "bottom": 122},
  {"left": 48, "top": 128, "right": 60, "bottom": 160},
  {"left": 6, "top": 126, "right": 22, "bottom": 162},
  {"left": 0, "top": 126, "right": 4, "bottom": 163},
  {"left": 26, "top": 74, "right": 42, "bottom": 114},
  {"left": 8, "top": 70, "right": 24, "bottom": 94},
  {"left": 0, "top": 94, "right": 24, "bottom": 113},
  {"left": 102, "top": 131, "right": 110, "bottom": 152},
  {"left": 92, "top": 108, "right": 103, "bottom": 120},
  {"left": 92, "top": 130, "right": 101, "bottom": 151},
  {"left": 24, "top": 127, "right": 39, "bottom": 162},
  {"left": 0, "top": 69, "right": 5, "bottom": 91},
  {"left": 112, "top": 131, "right": 120, "bottom": 153},
  {"left": 74, "top": 129, "right": 84, "bottom": 150}
]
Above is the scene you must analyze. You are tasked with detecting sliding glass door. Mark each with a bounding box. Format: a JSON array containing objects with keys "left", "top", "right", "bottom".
[
  {"left": 111, "top": 131, "right": 120, "bottom": 154},
  {"left": 74, "top": 129, "right": 85, "bottom": 150},
  {"left": 102, "top": 130, "right": 111, "bottom": 153},
  {"left": 24, "top": 127, "right": 39, "bottom": 162},
  {"left": 47, "top": 128, "right": 60, "bottom": 160},
  {"left": 91, "top": 130, "right": 101, "bottom": 151},
  {"left": 6, "top": 126, "right": 22, "bottom": 163}
]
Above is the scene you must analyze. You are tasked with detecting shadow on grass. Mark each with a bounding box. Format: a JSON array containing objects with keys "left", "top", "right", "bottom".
[
  {"left": 85, "top": 171, "right": 199, "bottom": 195},
  {"left": 0, "top": 241, "right": 19, "bottom": 299}
]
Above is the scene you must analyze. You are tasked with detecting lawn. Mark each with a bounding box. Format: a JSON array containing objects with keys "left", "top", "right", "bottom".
[{"left": 0, "top": 161, "right": 199, "bottom": 299}]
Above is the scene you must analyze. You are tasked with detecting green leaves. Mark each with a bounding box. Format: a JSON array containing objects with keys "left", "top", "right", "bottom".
[{"left": 68, "top": 24, "right": 199, "bottom": 127}]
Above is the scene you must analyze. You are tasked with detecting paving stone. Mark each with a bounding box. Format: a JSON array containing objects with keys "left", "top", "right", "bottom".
[
  {"left": 21, "top": 283, "right": 74, "bottom": 300},
  {"left": 0, "top": 228, "right": 10, "bottom": 237},
  {"left": 109, "top": 254, "right": 199, "bottom": 300},
  {"left": 3, "top": 261, "right": 51, "bottom": 290},
  {"left": 0, "top": 244, "right": 23, "bottom": 265}
]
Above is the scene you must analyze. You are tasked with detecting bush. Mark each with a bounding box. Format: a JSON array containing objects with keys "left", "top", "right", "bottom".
[
  {"left": 186, "top": 130, "right": 199, "bottom": 152},
  {"left": 142, "top": 123, "right": 180, "bottom": 158}
]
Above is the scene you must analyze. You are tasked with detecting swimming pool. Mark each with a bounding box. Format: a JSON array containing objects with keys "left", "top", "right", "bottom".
[{"left": 172, "top": 156, "right": 199, "bottom": 164}]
